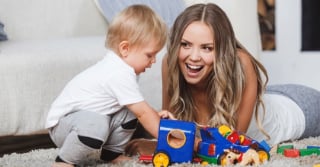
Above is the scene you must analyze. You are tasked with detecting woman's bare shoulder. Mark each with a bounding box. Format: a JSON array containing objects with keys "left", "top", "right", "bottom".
[{"left": 237, "top": 49, "right": 255, "bottom": 67}]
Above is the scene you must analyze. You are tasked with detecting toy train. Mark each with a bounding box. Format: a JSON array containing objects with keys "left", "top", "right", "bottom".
[{"left": 139, "top": 119, "right": 271, "bottom": 167}]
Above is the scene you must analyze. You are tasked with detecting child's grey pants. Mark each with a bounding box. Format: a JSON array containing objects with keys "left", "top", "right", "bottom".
[{"left": 49, "top": 109, "right": 137, "bottom": 165}]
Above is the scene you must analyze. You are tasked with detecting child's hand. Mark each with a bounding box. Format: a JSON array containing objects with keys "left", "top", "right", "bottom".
[{"left": 158, "top": 110, "right": 176, "bottom": 120}]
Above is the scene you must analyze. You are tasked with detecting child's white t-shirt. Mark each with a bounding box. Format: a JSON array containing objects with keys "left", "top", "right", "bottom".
[
  {"left": 45, "top": 50, "right": 144, "bottom": 129},
  {"left": 246, "top": 93, "right": 305, "bottom": 146}
]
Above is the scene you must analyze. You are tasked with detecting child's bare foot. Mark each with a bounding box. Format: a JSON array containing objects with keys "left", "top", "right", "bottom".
[
  {"left": 111, "top": 155, "right": 132, "bottom": 163},
  {"left": 51, "top": 162, "right": 74, "bottom": 167}
]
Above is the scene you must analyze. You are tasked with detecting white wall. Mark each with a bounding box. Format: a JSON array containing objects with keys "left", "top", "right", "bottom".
[
  {"left": 260, "top": 0, "right": 320, "bottom": 90},
  {"left": 185, "top": 0, "right": 261, "bottom": 58}
]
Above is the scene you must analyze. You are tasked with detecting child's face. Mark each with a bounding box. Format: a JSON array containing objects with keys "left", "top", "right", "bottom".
[
  {"left": 124, "top": 40, "right": 160, "bottom": 75},
  {"left": 178, "top": 21, "right": 215, "bottom": 86}
]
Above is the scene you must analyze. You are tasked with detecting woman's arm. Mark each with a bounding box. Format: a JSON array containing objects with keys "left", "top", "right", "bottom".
[{"left": 236, "top": 51, "right": 259, "bottom": 133}]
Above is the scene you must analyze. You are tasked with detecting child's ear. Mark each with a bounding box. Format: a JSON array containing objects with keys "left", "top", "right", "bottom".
[{"left": 118, "top": 41, "right": 129, "bottom": 57}]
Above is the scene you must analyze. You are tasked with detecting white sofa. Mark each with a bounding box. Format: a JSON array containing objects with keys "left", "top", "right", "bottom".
[
  {"left": 0, "top": 0, "right": 108, "bottom": 136},
  {"left": 0, "top": 0, "right": 261, "bottom": 137}
]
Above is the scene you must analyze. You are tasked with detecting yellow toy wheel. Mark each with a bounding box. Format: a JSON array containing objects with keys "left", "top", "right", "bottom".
[
  {"left": 218, "top": 153, "right": 228, "bottom": 166},
  {"left": 201, "top": 161, "right": 209, "bottom": 166},
  {"left": 257, "top": 150, "right": 270, "bottom": 163},
  {"left": 152, "top": 151, "right": 170, "bottom": 167}
]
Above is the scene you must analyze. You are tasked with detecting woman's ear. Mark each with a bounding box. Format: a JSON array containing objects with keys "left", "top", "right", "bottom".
[{"left": 118, "top": 41, "right": 129, "bottom": 58}]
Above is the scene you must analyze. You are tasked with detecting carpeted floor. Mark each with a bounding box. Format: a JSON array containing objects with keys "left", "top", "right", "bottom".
[
  {"left": 0, "top": 134, "right": 56, "bottom": 157},
  {"left": 0, "top": 136, "right": 320, "bottom": 167}
]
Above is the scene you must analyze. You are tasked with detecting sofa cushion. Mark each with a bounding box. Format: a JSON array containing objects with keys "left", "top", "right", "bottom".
[
  {"left": 94, "top": 0, "right": 186, "bottom": 27},
  {"left": 0, "top": 0, "right": 106, "bottom": 41},
  {"left": 0, "top": 36, "right": 106, "bottom": 135},
  {"left": 0, "top": 21, "right": 8, "bottom": 41}
]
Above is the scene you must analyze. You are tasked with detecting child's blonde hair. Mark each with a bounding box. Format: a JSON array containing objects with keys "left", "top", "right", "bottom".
[{"left": 106, "top": 5, "right": 168, "bottom": 54}]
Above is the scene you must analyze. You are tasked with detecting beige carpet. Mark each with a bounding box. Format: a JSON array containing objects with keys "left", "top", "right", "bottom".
[{"left": 0, "top": 136, "right": 319, "bottom": 167}]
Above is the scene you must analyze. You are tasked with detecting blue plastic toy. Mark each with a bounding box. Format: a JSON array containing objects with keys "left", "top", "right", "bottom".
[{"left": 139, "top": 119, "right": 270, "bottom": 167}]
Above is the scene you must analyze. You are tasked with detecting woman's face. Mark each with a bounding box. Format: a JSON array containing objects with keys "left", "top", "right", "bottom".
[{"left": 178, "top": 21, "right": 215, "bottom": 86}]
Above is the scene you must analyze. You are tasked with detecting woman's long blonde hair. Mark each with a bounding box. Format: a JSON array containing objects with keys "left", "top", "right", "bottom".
[{"left": 166, "top": 3, "right": 268, "bottom": 134}]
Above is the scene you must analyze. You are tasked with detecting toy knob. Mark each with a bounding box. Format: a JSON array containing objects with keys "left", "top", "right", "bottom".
[{"left": 218, "top": 125, "right": 232, "bottom": 136}]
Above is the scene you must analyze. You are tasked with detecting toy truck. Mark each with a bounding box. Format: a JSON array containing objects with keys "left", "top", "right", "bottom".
[{"left": 140, "top": 119, "right": 270, "bottom": 167}]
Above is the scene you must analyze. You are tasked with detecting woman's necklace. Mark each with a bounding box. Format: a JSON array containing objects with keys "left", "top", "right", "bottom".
[{"left": 193, "top": 121, "right": 211, "bottom": 128}]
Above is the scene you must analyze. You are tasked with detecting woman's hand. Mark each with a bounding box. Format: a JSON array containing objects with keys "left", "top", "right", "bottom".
[
  {"left": 158, "top": 110, "right": 176, "bottom": 119},
  {"left": 125, "top": 138, "right": 157, "bottom": 156}
]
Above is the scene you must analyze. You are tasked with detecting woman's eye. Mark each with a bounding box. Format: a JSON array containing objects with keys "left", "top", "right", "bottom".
[
  {"left": 181, "top": 42, "right": 190, "bottom": 48},
  {"left": 203, "top": 46, "right": 214, "bottom": 52}
]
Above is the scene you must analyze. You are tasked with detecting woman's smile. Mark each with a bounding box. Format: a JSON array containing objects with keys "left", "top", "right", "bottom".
[{"left": 186, "top": 63, "right": 204, "bottom": 77}]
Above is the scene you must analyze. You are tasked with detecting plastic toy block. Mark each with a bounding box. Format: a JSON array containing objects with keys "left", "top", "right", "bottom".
[
  {"left": 299, "top": 148, "right": 320, "bottom": 156},
  {"left": 139, "top": 155, "right": 153, "bottom": 162},
  {"left": 277, "top": 145, "right": 294, "bottom": 154},
  {"left": 240, "top": 136, "right": 252, "bottom": 146},
  {"left": 283, "top": 149, "right": 300, "bottom": 158},
  {"left": 227, "top": 131, "right": 240, "bottom": 144},
  {"left": 307, "top": 145, "right": 320, "bottom": 149},
  {"left": 218, "top": 125, "right": 232, "bottom": 136},
  {"left": 259, "top": 140, "right": 271, "bottom": 152}
]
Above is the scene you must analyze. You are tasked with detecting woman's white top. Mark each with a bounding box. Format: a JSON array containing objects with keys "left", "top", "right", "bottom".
[{"left": 246, "top": 93, "right": 305, "bottom": 146}]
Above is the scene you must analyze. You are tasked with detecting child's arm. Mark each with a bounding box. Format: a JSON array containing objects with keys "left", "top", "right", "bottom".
[{"left": 127, "top": 101, "right": 164, "bottom": 138}]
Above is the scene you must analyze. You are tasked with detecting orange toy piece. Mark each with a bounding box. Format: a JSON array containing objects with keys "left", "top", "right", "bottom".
[{"left": 284, "top": 149, "right": 300, "bottom": 158}]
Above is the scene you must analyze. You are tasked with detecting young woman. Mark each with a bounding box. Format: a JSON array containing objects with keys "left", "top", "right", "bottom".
[{"left": 126, "top": 2, "right": 320, "bottom": 156}]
